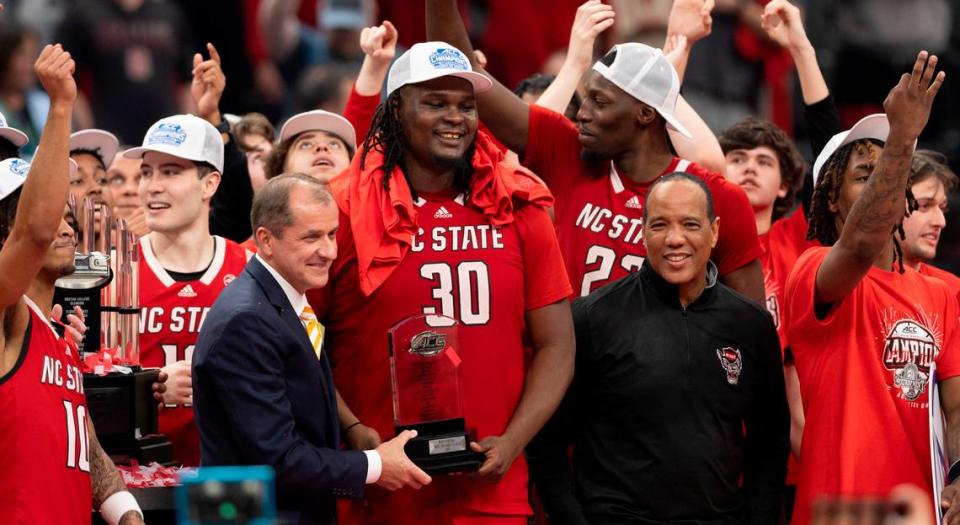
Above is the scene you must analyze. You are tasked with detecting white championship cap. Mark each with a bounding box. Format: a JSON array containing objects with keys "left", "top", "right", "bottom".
[
  {"left": 592, "top": 43, "right": 692, "bottom": 139},
  {"left": 70, "top": 129, "right": 120, "bottom": 168},
  {"left": 279, "top": 110, "right": 357, "bottom": 152},
  {"left": 387, "top": 42, "right": 492, "bottom": 96},
  {"left": 0, "top": 157, "right": 78, "bottom": 202},
  {"left": 0, "top": 112, "right": 29, "bottom": 148},
  {"left": 812, "top": 114, "right": 889, "bottom": 186},
  {"left": 124, "top": 114, "right": 224, "bottom": 172}
]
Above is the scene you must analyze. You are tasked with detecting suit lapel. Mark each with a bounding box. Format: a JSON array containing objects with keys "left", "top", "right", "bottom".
[{"left": 245, "top": 257, "right": 336, "bottom": 428}]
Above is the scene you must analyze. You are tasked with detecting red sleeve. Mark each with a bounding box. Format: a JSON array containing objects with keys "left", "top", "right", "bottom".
[
  {"left": 342, "top": 85, "right": 381, "bottom": 148},
  {"left": 695, "top": 165, "right": 763, "bottom": 275},
  {"left": 784, "top": 247, "right": 853, "bottom": 344},
  {"left": 515, "top": 204, "right": 573, "bottom": 310},
  {"left": 521, "top": 105, "right": 584, "bottom": 199}
]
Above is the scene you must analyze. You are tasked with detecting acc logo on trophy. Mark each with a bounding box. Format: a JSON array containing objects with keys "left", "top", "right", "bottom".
[
  {"left": 717, "top": 346, "right": 743, "bottom": 385},
  {"left": 410, "top": 330, "right": 447, "bottom": 357}
]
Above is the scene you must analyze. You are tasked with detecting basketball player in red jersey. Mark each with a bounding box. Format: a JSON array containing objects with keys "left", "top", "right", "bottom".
[
  {"left": 309, "top": 41, "right": 575, "bottom": 524},
  {"left": 0, "top": 44, "right": 144, "bottom": 525},
  {"left": 426, "top": 0, "right": 764, "bottom": 301},
  {"left": 124, "top": 113, "right": 251, "bottom": 466}
]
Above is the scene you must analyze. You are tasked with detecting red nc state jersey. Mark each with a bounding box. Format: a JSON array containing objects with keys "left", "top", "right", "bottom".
[
  {"left": 138, "top": 235, "right": 250, "bottom": 466},
  {"left": 0, "top": 298, "right": 92, "bottom": 524},
  {"left": 310, "top": 193, "right": 571, "bottom": 520},
  {"left": 523, "top": 105, "right": 762, "bottom": 297}
]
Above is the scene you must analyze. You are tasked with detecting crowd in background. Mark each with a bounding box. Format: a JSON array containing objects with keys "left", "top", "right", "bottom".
[{"left": 0, "top": 0, "right": 956, "bottom": 275}]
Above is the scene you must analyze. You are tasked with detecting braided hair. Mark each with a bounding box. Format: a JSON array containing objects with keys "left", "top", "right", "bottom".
[
  {"left": 359, "top": 91, "right": 474, "bottom": 200},
  {"left": 808, "top": 139, "right": 918, "bottom": 273}
]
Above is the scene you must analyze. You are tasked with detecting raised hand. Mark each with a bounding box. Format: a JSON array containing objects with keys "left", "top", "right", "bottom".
[
  {"left": 191, "top": 43, "right": 226, "bottom": 122},
  {"left": 35, "top": 44, "right": 77, "bottom": 106},
  {"left": 884, "top": 51, "right": 945, "bottom": 142},
  {"left": 760, "top": 0, "right": 810, "bottom": 51},
  {"left": 666, "top": 0, "right": 715, "bottom": 46},
  {"left": 360, "top": 20, "right": 398, "bottom": 66},
  {"left": 566, "top": 0, "right": 616, "bottom": 70},
  {"left": 374, "top": 430, "right": 432, "bottom": 491},
  {"left": 663, "top": 34, "right": 689, "bottom": 61}
]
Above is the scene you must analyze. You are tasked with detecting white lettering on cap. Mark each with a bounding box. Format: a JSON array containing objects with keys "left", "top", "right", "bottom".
[
  {"left": 147, "top": 123, "right": 187, "bottom": 147},
  {"left": 429, "top": 48, "right": 469, "bottom": 71},
  {"left": 9, "top": 158, "right": 29, "bottom": 177}
]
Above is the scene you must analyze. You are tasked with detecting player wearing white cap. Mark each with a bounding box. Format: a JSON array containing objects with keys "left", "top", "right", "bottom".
[
  {"left": 783, "top": 53, "right": 960, "bottom": 525},
  {"left": 124, "top": 114, "right": 251, "bottom": 466},
  {"left": 425, "top": 0, "right": 764, "bottom": 301}
]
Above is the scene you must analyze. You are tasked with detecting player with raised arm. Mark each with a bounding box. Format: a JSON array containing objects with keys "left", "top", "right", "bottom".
[
  {"left": 783, "top": 52, "right": 960, "bottom": 524},
  {"left": 425, "top": 0, "right": 764, "bottom": 301},
  {"left": 0, "top": 43, "right": 145, "bottom": 525}
]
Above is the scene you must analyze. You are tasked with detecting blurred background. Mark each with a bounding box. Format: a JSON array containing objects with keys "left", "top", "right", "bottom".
[{"left": 0, "top": 0, "right": 957, "bottom": 268}]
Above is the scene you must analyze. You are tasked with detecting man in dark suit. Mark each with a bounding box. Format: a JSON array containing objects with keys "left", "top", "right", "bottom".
[{"left": 193, "top": 173, "right": 431, "bottom": 525}]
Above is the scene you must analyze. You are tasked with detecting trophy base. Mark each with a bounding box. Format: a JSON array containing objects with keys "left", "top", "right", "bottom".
[
  {"left": 105, "top": 435, "right": 175, "bottom": 466},
  {"left": 397, "top": 419, "right": 484, "bottom": 474},
  {"left": 85, "top": 369, "right": 173, "bottom": 464}
]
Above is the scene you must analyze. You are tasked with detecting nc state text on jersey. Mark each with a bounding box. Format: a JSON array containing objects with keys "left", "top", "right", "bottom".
[
  {"left": 411, "top": 225, "right": 505, "bottom": 253},
  {"left": 575, "top": 203, "right": 644, "bottom": 244},
  {"left": 40, "top": 355, "right": 85, "bottom": 395},
  {"left": 140, "top": 306, "right": 211, "bottom": 334}
]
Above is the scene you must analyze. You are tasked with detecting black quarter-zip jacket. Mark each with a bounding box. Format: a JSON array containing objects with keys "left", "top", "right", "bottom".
[{"left": 528, "top": 261, "right": 789, "bottom": 525}]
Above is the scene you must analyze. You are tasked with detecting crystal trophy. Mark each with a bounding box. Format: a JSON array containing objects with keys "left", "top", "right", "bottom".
[{"left": 389, "top": 314, "right": 483, "bottom": 474}]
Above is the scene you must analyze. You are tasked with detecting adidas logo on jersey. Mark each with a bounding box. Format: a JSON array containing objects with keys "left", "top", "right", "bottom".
[
  {"left": 434, "top": 206, "right": 453, "bottom": 219},
  {"left": 625, "top": 196, "right": 642, "bottom": 210},
  {"left": 178, "top": 284, "right": 198, "bottom": 298}
]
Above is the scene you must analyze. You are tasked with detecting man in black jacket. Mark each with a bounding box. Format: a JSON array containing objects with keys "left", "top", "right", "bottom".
[{"left": 528, "top": 172, "right": 789, "bottom": 525}]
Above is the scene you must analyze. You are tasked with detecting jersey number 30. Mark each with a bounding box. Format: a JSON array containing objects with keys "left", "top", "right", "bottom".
[{"left": 420, "top": 262, "right": 490, "bottom": 327}]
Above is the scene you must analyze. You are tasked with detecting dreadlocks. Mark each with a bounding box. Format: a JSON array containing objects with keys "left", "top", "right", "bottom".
[
  {"left": 808, "top": 139, "right": 918, "bottom": 273},
  {"left": 359, "top": 91, "right": 474, "bottom": 201}
]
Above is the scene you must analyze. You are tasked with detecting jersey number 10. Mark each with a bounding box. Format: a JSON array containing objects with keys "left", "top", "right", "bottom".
[{"left": 63, "top": 400, "right": 90, "bottom": 472}]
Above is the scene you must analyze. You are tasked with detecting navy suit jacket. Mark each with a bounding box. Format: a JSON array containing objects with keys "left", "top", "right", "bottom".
[{"left": 193, "top": 256, "right": 367, "bottom": 524}]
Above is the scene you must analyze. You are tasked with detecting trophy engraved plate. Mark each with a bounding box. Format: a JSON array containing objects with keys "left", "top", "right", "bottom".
[{"left": 389, "top": 314, "right": 482, "bottom": 474}]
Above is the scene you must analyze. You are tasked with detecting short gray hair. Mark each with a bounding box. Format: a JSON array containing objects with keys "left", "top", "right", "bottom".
[{"left": 251, "top": 173, "right": 334, "bottom": 243}]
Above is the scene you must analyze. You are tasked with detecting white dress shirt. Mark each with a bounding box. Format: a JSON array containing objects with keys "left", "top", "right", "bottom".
[{"left": 256, "top": 255, "right": 382, "bottom": 484}]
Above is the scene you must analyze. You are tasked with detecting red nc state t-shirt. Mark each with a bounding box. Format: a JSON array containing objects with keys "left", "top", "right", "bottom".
[
  {"left": 523, "top": 105, "right": 762, "bottom": 296},
  {"left": 309, "top": 192, "right": 571, "bottom": 521},
  {"left": 785, "top": 247, "right": 960, "bottom": 525}
]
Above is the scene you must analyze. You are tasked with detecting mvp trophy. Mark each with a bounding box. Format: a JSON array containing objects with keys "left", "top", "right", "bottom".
[
  {"left": 54, "top": 197, "right": 172, "bottom": 464},
  {"left": 389, "top": 314, "right": 483, "bottom": 474}
]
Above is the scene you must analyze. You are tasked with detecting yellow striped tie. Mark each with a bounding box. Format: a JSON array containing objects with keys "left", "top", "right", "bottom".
[{"left": 299, "top": 306, "right": 324, "bottom": 358}]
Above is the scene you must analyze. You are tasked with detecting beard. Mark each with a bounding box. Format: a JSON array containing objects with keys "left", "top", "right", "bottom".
[
  {"left": 431, "top": 139, "right": 476, "bottom": 172},
  {"left": 580, "top": 147, "right": 606, "bottom": 167}
]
